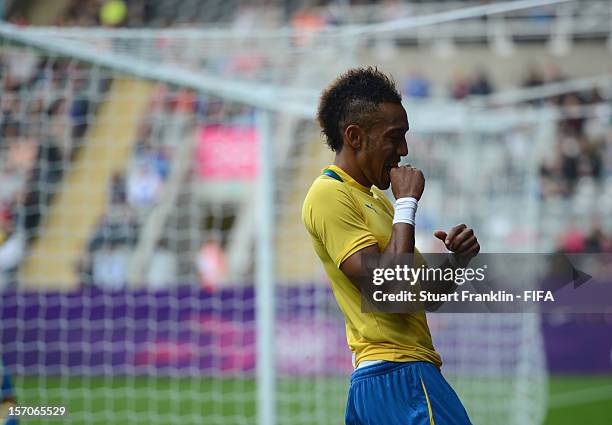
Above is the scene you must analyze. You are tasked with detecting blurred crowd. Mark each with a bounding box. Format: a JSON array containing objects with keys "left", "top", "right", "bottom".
[
  {"left": 1, "top": 2, "right": 610, "bottom": 290},
  {"left": 557, "top": 218, "right": 611, "bottom": 254},
  {"left": 537, "top": 88, "right": 608, "bottom": 200},
  {"left": 402, "top": 69, "right": 495, "bottom": 100},
  {"left": 521, "top": 63, "right": 611, "bottom": 253},
  {"left": 8, "top": 0, "right": 559, "bottom": 29},
  {"left": 0, "top": 48, "right": 104, "bottom": 287},
  {"left": 402, "top": 62, "right": 595, "bottom": 101}
]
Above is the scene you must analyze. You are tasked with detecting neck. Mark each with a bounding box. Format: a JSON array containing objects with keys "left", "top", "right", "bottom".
[{"left": 333, "top": 152, "right": 371, "bottom": 188}]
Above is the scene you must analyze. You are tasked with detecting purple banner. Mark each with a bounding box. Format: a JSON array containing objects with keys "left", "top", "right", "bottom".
[
  {"left": 542, "top": 314, "right": 612, "bottom": 373},
  {"left": 0, "top": 285, "right": 351, "bottom": 377}
]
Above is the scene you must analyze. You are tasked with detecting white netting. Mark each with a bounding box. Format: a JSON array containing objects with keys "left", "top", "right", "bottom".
[{"left": 1, "top": 5, "right": 611, "bottom": 424}]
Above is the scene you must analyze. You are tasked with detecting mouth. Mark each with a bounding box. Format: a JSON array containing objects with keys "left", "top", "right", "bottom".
[{"left": 385, "top": 160, "right": 400, "bottom": 172}]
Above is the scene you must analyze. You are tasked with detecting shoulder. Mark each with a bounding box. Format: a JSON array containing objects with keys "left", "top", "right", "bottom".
[
  {"left": 303, "top": 176, "right": 355, "bottom": 211},
  {"left": 302, "top": 177, "right": 359, "bottom": 226}
]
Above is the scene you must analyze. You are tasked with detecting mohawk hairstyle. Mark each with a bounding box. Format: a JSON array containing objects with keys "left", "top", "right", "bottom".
[{"left": 317, "top": 67, "right": 402, "bottom": 152}]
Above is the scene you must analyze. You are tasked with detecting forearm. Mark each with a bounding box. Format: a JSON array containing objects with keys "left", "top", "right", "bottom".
[{"left": 383, "top": 223, "right": 415, "bottom": 255}]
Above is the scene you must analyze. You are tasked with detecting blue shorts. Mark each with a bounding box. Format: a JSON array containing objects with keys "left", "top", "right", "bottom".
[{"left": 345, "top": 361, "right": 472, "bottom": 425}]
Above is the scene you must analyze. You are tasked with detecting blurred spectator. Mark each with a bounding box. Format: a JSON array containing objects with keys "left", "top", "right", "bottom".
[
  {"left": 576, "top": 136, "right": 603, "bottom": 182},
  {"left": 110, "top": 172, "right": 127, "bottom": 205},
  {"left": 196, "top": 235, "right": 227, "bottom": 291},
  {"left": 584, "top": 88, "right": 603, "bottom": 105},
  {"left": 91, "top": 242, "right": 129, "bottom": 289},
  {"left": 291, "top": 6, "right": 327, "bottom": 32},
  {"left": 403, "top": 72, "right": 430, "bottom": 99},
  {"left": 291, "top": 6, "right": 328, "bottom": 46},
  {"left": 585, "top": 218, "right": 611, "bottom": 253},
  {"left": 523, "top": 63, "right": 568, "bottom": 105},
  {"left": 544, "top": 62, "right": 565, "bottom": 85},
  {"left": 2, "top": 49, "right": 38, "bottom": 89},
  {"left": 539, "top": 155, "right": 564, "bottom": 198},
  {"left": 469, "top": 70, "right": 494, "bottom": 96},
  {"left": 557, "top": 218, "right": 612, "bottom": 254},
  {"left": 88, "top": 206, "right": 139, "bottom": 252},
  {"left": 558, "top": 221, "right": 586, "bottom": 253},
  {"left": 0, "top": 167, "right": 24, "bottom": 213},
  {"left": 450, "top": 71, "right": 470, "bottom": 100},
  {"left": 71, "top": 78, "right": 91, "bottom": 141},
  {"left": 556, "top": 133, "right": 602, "bottom": 194},
  {"left": 59, "top": 0, "right": 100, "bottom": 26},
  {"left": 127, "top": 161, "right": 163, "bottom": 208},
  {"left": 22, "top": 135, "right": 63, "bottom": 240},
  {"left": 560, "top": 93, "right": 586, "bottom": 135},
  {"left": 523, "top": 65, "right": 544, "bottom": 89},
  {"left": 134, "top": 140, "right": 170, "bottom": 180},
  {"left": 147, "top": 238, "right": 178, "bottom": 290},
  {"left": 559, "top": 135, "right": 579, "bottom": 194},
  {"left": 0, "top": 209, "right": 25, "bottom": 289},
  {"left": 80, "top": 205, "right": 138, "bottom": 285}
]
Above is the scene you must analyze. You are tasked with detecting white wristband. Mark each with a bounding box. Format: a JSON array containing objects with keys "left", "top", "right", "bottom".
[{"left": 393, "top": 197, "right": 418, "bottom": 226}]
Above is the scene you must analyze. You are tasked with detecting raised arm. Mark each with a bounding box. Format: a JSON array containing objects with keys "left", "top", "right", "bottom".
[
  {"left": 339, "top": 166, "right": 480, "bottom": 311},
  {"left": 340, "top": 165, "right": 424, "bottom": 280}
]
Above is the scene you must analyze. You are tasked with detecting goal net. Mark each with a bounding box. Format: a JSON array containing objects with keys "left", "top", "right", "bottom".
[{"left": 2, "top": 13, "right": 609, "bottom": 424}]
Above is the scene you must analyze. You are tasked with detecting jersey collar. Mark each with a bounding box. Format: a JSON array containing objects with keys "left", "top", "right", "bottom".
[{"left": 324, "top": 165, "right": 372, "bottom": 195}]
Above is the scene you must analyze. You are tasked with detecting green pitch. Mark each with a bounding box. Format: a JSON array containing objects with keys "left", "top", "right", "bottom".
[
  {"left": 544, "top": 375, "right": 612, "bottom": 425},
  {"left": 14, "top": 375, "right": 612, "bottom": 424}
]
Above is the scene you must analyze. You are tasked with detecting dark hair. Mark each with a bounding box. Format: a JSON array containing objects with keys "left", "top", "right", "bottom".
[{"left": 317, "top": 67, "right": 402, "bottom": 152}]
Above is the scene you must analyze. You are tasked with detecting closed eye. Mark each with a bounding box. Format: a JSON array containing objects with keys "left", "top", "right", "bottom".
[{"left": 387, "top": 136, "right": 405, "bottom": 146}]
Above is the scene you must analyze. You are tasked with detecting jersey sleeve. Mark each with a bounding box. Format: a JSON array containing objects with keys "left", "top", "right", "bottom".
[{"left": 302, "top": 181, "right": 379, "bottom": 267}]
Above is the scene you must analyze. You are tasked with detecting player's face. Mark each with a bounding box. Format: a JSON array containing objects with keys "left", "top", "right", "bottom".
[{"left": 359, "top": 102, "right": 409, "bottom": 190}]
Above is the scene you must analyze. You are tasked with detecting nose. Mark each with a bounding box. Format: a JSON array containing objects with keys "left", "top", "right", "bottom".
[{"left": 398, "top": 139, "right": 408, "bottom": 157}]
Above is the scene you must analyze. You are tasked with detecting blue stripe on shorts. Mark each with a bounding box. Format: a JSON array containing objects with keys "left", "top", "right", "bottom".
[{"left": 345, "top": 361, "right": 472, "bottom": 425}]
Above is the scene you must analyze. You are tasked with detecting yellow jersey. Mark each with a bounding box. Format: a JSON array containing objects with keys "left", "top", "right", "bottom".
[{"left": 302, "top": 164, "right": 442, "bottom": 368}]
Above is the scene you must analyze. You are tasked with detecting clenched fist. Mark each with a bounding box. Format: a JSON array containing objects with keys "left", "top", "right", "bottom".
[
  {"left": 390, "top": 165, "right": 425, "bottom": 200},
  {"left": 434, "top": 224, "right": 480, "bottom": 265}
]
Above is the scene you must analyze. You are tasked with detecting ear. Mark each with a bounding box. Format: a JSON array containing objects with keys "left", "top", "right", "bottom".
[{"left": 344, "top": 124, "right": 364, "bottom": 151}]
